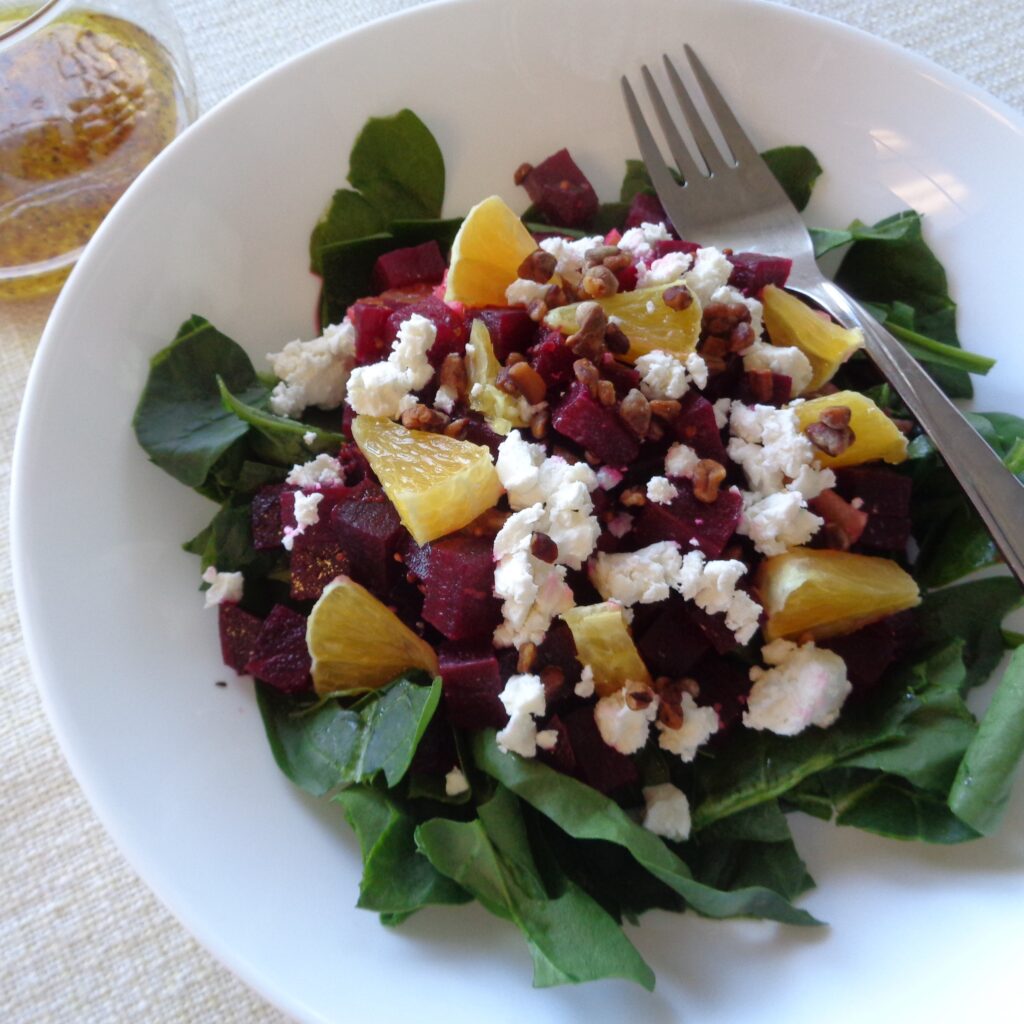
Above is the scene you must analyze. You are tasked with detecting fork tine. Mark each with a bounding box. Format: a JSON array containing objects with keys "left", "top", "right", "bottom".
[
  {"left": 682, "top": 44, "right": 760, "bottom": 164},
  {"left": 639, "top": 65, "right": 706, "bottom": 185},
  {"left": 661, "top": 55, "right": 730, "bottom": 175},
  {"left": 620, "top": 75, "right": 687, "bottom": 206}
]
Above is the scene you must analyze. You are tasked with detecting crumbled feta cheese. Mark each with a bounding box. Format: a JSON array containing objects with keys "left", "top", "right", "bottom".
[
  {"left": 282, "top": 490, "right": 325, "bottom": 552},
  {"left": 286, "top": 453, "right": 344, "bottom": 489},
  {"left": 434, "top": 384, "right": 457, "bottom": 415},
  {"left": 505, "top": 278, "right": 552, "bottom": 306},
  {"left": 642, "top": 783, "right": 692, "bottom": 842},
  {"left": 684, "top": 352, "right": 708, "bottom": 390},
  {"left": 267, "top": 320, "right": 356, "bottom": 418},
  {"left": 495, "top": 430, "right": 547, "bottom": 509},
  {"left": 674, "top": 550, "right": 762, "bottom": 644},
  {"left": 657, "top": 694, "right": 719, "bottom": 761},
  {"left": 536, "top": 730, "right": 558, "bottom": 751},
  {"left": 744, "top": 640, "right": 851, "bottom": 736},
  {"left": 493, "top": 505, "right": 547, "bottom": 559},
  {"left": 591, "top": 541, "right": 683, "bottom": 606},
  {"left": 741, "top": 340, "right": 813, "bottom": 397},
  {"left": 496, "top": 673, "right": 549, "bottom": 757},
  {"left": 712, "top": 397, "right": 731, "bottom": 429},
  {"left": 787, "top": 462, "right": 836, "bottom": 502},
  {"left": 493, "top": 551, "right": 575, "bottom": 650},
  {"left": 617, "top": 221, "right": 673, "bottom": 261},
  {"left": 738, "top": 490, "right": 823, "bottom": 556},
  {"left": 646, "top": 475, "right": 679, "bottom": 505},
  {"left": 594, "top": 686, "right": 659, "bottom": 755},
  {"left": 665, "top": 442, "right": 700, "bottom": 479},
  {"left": 575, "top": 664, "right": 596, "bottom": 699},
  {"left": 711, "top": 284, "right": 764, "bottom": 343},
  {"left": 683, "top": 247, "right": 733, "bottom": 306},
  {"left": 201, "top": 566, "right": 243, "bottom": 608},
  {"left": 346, "top": 313, "right": 436, "bottom": 418},
  {"left": 636, "top": 349, "right": 688, "bottom": 400},
  {"left": 636, "top": 250, "right": 693, "bottom": 288},
  {"left": 302, "top": 431, "right": 317, "bottom": 447},
  {"left": 596, "top": 465, "right": 624, "bottom": 490},
  {"left": 445, "top": 766, "right": 470, "bottom": 797},
  {"left": 538, "top": 234, "right": 605, "bottom": 283}
]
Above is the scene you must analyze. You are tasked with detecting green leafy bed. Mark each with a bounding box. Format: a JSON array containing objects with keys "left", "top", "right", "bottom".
[{"left": 134, "top": 111, "right": 1024, "bottom": 990}]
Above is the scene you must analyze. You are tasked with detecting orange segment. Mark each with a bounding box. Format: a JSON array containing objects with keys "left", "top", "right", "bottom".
[
  {"left": 756, "top": 547, "right": 920, "bottom": 642},
  {"left": 543, "top": 283, "right": 702, "bottom": 362},
  {"left": 794, "top": 390, "right": 908, "bottom": 468},
  {"left": 465, "top": 318, "right": 528, "bottom": 434},
  {"left": 444, "top": 195, "right": 539, "bottom": 306},
  {"left": 762, "top": 284, "right": 864, "bottom": 391},
  {"left": 307, "top": 576, "right": 439, "bottom": 695},
  {"left": 352, "top": 415, "right": 503, "bottom": 544},
  {"left": 562, "top": 602, "right": 652, "bottom": 696}
]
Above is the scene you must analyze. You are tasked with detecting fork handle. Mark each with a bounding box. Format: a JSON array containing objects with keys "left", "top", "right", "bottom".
[{"left": 797, "top": 279, "right": 1024, "bottom": 587}]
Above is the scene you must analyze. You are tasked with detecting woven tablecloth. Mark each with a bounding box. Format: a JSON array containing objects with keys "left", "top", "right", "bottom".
[{"left": 3, "top": 1, "right": 1023, "bottom": 1020}]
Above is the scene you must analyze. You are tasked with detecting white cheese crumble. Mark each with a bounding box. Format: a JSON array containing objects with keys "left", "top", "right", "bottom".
[
  {"left": 712, "top": 397, "right": 731, "bottom": 430},
  {"left": 594, "top": 686, "right": 659, "bottom": 755},
  {"left": 201, "top": 566, "right": 243, "bottom": 608},
  {"left": 683, "top": 246, "right": 734, "bottom": 306},
  {"left": 286, "top": 453, "right": 344, "bottom": 489},
  {"left": 741, "top": 340, "right": 813, "bottom": 397},
  {"left": 641, "top": 782, "right": 692, "bottom": 842},
  {"left": 492, "top": 550, "right": 575, "bottom": 650},
  {"left": 665, "top": 442, "right": 700, "bottom": 479},
  {"left": 675, "top": 550, "right": 762, "bottom": 644},
  {"left": 302, "top": 430, "right": 317, "bottom": 447},
  {"left": 636, "top": 250, "right": 693, "bottom": 288},
  {"left": 657, "top": 694, "right": 719, "bottom": 761},
  {"left": 596, "top": 465, "right": 624, "bottom": 490},
  {"left": 282, "top": 490, "right": 324, "bottom": 552},
  {"left": 617, "top": 221, "right": 673, "bottom": 261},
  {"left": 444, "top": 766, "right": 470, "bottom": 797},
  {"left": 268, "top": 320, "right": 357, "bottom": 419},
  {"left": 647, "top": 476, "right": 679, "bottom": 505},
  {"left": 434, "top": 384, "right": 457, "bottom": 415},
  {"left": 574, "top": 664, "right": 596, "bottom": 698},
  {"left": 635, "top": 349, "right": 707, "bottom": 400},
  {"left": 743, "top": 639, "right": 852, "bottom": 736},
  {"left": 538, "top": 233, "right": 605, "bottom": 284},
  {"left": 737, "top": 490, "right": 824, "bottom": 556},
  {"left": 346, "top": 313, "right": 436, "bottom": 419},
  {"left": 505, "top": 278, "right": 552, "bottom": 306},
  {"left": 496, "top": 673, "right": 550, "bottom": 757}
]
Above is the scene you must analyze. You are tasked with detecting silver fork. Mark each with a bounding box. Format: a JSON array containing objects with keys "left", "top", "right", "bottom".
[{"left": 623, "top": 48, "right": 1024, "bottom": 586}]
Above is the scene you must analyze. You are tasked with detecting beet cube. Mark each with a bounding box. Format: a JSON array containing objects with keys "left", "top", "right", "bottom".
[
  {"left": 529, "top": 329, "right": 577, "bottom": 390},
  {"left": 386, "top": 294, "right": 466, "bottom": 366},
  {"left": 538, "top": 713, "right": 577, "bottom": 776},
  {"left": 244, "top": 604, "right": 312, "bottom": 694},
  {"left": 519, "top": 148, "right": 598, "bottom": 228},
  {"left": 637, "top": 596, "right": 710, "bottom": 677},
  {"left": 819, "top": 612, "right": 917, "bottom": 699},
  {"left": 460, "top": 416, "right": 505, "bottom": 459},
  {"left": 288, "top": 539, "right": 350, "bottom": 601},
  {"left": 687, "top": 604, "right": 741, "bottom": 655},
  {"left": 651, "top": 239, "right": 699, "bottom": 260},
  {"left": 218, "top": 603, "right": 263, "bottom": 673},
  {"left": 673, "top": 392, "right": 728, "bottom": 462},
  {"left": 834, "top": 468, "right": 913, "bottom": 552},
  {"left": 552, "top": 381, "right": 640, "bottom": 466},
  {"left": 350, "top": 299, "right": 398, "bottom": 365},
  {"left": 739, "top": 370, "right": 793, "bottom": 406},
  {"left": 727, "top": 252, "right": 793, "bottom": 296},
  {"left": 632, "top": 479, "right": 742, "bottom": 557},
  {"left": 439, "top": 643, "right": 506, "bottom": 730},
  {"left": 251, "top": 484, "right": 286, "bottom": 550},
  {"left": 371, "top": 240, "right": 446, "bottom": 293},
  {"left": 690, "top": 652, "right": 751, "bottom": 732},
  {"left": 535, "top": 620, "right": 581, "bottom": 689},
  {"left": 625, "top": 191, "right": 668, "bottom": 230},
  {"left": 421, "top": 535, "right": 501, "bottom": 641},
  {"left": 562, "top": 705, "right": 639, "bottom": 796},
  {"left": 331, "top": 486, "right": 405, "bottom": 596},
  {"left": 469, "top": 307, "right": 536, "bottom": 361}
]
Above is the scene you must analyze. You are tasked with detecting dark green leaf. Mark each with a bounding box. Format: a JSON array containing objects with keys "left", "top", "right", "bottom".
[
  {"left": 760, "top": 145, "right": 822, "bottom": 211},
  {"left": 810, "top": 213, "right": 920, "bottom": 258},
  {"left": 319, "top": 233, "right": 399, "bottom": 329},
  {"left": 309, "top": 189, "right": 387, "bottom": 273},
  {"left": 335, "top": 785, "right": 470, "bottom": 921},
  {"left": 133, "top": 316, "right": 264, "bottom": 488},
  {"left": 473, "top": 733, "right": 819, "bottom": 926},
  {"left": 949, "top": 646, "right": 1024, "bottom": 834},
  {"left": 256, "top": 675, "right": 441, "bottom": 796},
  {"left": 619, "top": 158, "right": 656, "bottom": 202}
]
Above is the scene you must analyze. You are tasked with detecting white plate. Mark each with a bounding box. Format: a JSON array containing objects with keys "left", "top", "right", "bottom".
[{"left": 13, "top": 0, "right": 1024, "bottom": 1021}]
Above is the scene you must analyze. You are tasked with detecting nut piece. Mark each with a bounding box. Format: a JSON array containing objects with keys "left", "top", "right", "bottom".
[
  {"left": 806, "top": 405, "right": 855, "bottom": 456},
  {"left": 692, "top": 459, "right": 727, "bottom": 503},
  {"left": 618, "top": 388, "right": 652, "bottom": 439},
  {"left": 746, "top": 368, "right": 776, "bottom": 404},
  {"left": 580, "top": 265, "right": 619, "bottom": 299},
  {"left": 619, "top": 486, "right": 647, "bottom": 508},
  {"left": 596, "top": 379, "right": 617, "bottom": 407},
  {"left": 649, "top": 398, "right": 682, "bottom": 422},
  {"left": 625, "top": 683, "right": 656, "bottom": 711},
  {"left": 439, "top": 352, "right": 468, "bottom": 403},
  {"left": 567, "top": 300, "right": 608, "bottom": 360},
  {"left": 517, "top": 641, "right": 538, "bottom": 674},
  {"left": 508, "top": 360, "right": 548, "bottom": 404},
  {"left": 529, "top": 407, "right": 550, "bottom": 440},
  {"left": 401, "top": 403, "right": 450, "bottom": 432},
  {"left": 517, "top": 248, "right": 557, "bottom": 284},
  {"left": 513, "top": 162, "right": 533, "bottom": 186},
  {"left": 530, "top": 532, "right": 559, "bottom": 563},
  {"left": 663, "top": 284, "right": 694, "bottom": 311},
  {"left": 573, "top": 358, "right": 600, "bottom": 395},
  {"left": 603, "top": 321, "right": 631, "bottom": 355}
]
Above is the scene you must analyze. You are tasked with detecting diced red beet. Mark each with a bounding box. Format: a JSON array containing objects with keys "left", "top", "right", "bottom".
[
  {"left": 244, "top": 605, "right": 312, "bottom": 694},
  {"left": 537, "top": 713, "right": 577, "bottom": 776},
  {"left": 672, "top": 392, "right": 728, "bottom": 462},
  {"left": 833, "top": 468, "right": 913, "bottom": 552},
  {"left": 819, "top": 612, "right": 918, "bottom": 698},
  {"left": 552, "top": 381, "right": 640, "bottom": 466},
  {"left": 438, "top": 643, "right": 507, "bottom": 730},
  {"left": 637, "top": 595, "right": 710, "bottom": 677},
  {"left": 460, "top": 417, "right": 504, "bottom": 459},
  {"left": 687, "top": 604, "right": 741, "bottom": 655},
  {"left": 350, "top": 299, "right": 397, "bottom": 365},
  {"left": 561, "top": 705, "right": 639, "bottom": 796},
  {"left": 251, "top": 484, "right": 286, "bottom": 550},
  {"left": 631, "top": 479, "right": 742, "bottom": 557},
  {"left": 518, "top": 149, "right": 598, "bottom": 228},
  {"left": 858, "top": 515, "right": 912, "bottom": 552},
  {"left": 535, "top": 620, "right": 581, "bottom": 694},
  {"left": 650, "top": 239, "right": 699, "bottom": 260},
  {"left": 421, "top": 535, "right": 501, "bottom": 641},
  {"left": 289, "top": 539, "right": 350, "bottom": 601},
  {"left": 810, "top": 489, "right": 869, "bottom": 548},
  {"left": 337, "top": 442, "right": 372, "bottom": 488},
  {"left": 469, "top": 307, "right": 536, "bottom": 362},
  {"left": 727, "top": 252, "right": 792, "bottom": 296},
  {"left": 400, "top": 536, "right": 432, "bottom": 583},
  {"left": 625, "top": 191, "right": 668, "bottom": 230},
  {"left": 371, "top": 240, "right": 446, "bottom": 293},
  {"left": 690, "top": 652, "right": 751, "bottom": 732},
  {"left": 597, "top": 352, "right": 641, "bottom": 398},
  {"left": 739, "top": 370, "right": 793, "bottom": 406},
  {"left": 385, "top": 295, "right": 467, "bottom": 366},
  {"left": 331, "top": 486, "right": 405, "bottom": 596},
  {"left": 218, "top": 603, "right": 263, "bottom": 673},
  {"left": 529, "top": 329, "right": 577, "bottom": 390}
]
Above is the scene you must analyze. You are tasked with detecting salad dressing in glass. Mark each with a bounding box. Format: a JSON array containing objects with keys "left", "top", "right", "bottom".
[{"left": 0, "top": 7, "right": 186, "bottom": 297}]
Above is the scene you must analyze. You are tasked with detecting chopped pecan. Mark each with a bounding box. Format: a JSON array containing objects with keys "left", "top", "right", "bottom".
[
  {"left": 444, "top": 417, "right": 469, "bottom": 439},
  {"left": 663, "top": 284, "right": 694, "bottom": 311},
  {"left": 495, "top": 366, "right": 519, "bottom": 395},
  {"left": 530, "top": 532, "right": 559, "bottom": 563},
  {"left": 692, "top": 459, "right": 727, "bottom": 503},
  {"left": 584, "top": 244, "right": 621, "bottom": 267},
  {"left": 567, "top": 301, "right": 608, "bottom": 360},
  {"left": 618, "top": 388, "right": 652, "bottom": 439},
  {"left": 439, "top": 352, "right": 467, "bottom": 402},
  {"left": 596, "top": 379, "right": 617, "bottom": 406},
  {"left": 541, "top": 666, "right": 566, "bottom": 701},
  {"left": 580, "top": 265, "right": 619, "bottom": 299},
  {"left": 401, "top": 404, "right": 450, "bottom": 431},
  {"left": 806, "top": 405, "right": 855, "bottom": 456},
  {"left": 508, "top": 360, "right": 547, "bottom": 404},
  {"left": 573, "top": 357, "right": 600, "bottom": 395},
  {"left": 517, "top": 642, "right": 538, "bottom": 674},
  {"left": 649, "top": 398, "right": 682, "bottom": 421},
  {"left": 625, "top": 684, "right": 656, "bottom": 711},
  {"left": 529, "top": 407, "right": 550, "bottom": 440},
  {"left": 517, "top": 248, "right": 557, "bottom": 283},
  {"left": 746, "top": 368, "right": 776, "bottom": 403},
  {"left": 620, "top": 486, "right": 647, "bottom": 508},
  {"left": 603, "top": 321, "right": 631, "bottom": 355}
]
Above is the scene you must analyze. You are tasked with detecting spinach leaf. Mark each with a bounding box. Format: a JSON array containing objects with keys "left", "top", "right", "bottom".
[
  {"left": 415, "top": 787, "right": 656, "bottom": 990},
  {"left": 335, "top": 785, "right": 470, "bottom": 922},
  {"left": 256, "top": 675, "right": 441, "bottom": 796},
  {"left": 948, "top": 646, "right": 1024, "bottom": 834},
  {"left": 810, "top": 213, "right": 920, "bottom": 259},
  {"left": 216, "top": 377, "right": 345, "bottom": 466},
  {"left": 619, "top": 158, "right": 656, "bottom": 202},
  {"left": 473, "top": 733, "right": 819, "bottom": 926},
  {"left": 309, "top": 189, "right": 386, "bottom": 273},
  {"left": 133, "top": 316, "right": 265, "bottom": 489},
  {"left": 760, "top": 145, "right": 822, "bottom": 211}
]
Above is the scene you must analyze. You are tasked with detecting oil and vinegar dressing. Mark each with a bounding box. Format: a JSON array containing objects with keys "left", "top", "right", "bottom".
[{"left": 0, "top": 7, "right": 187, "bottom": 297}]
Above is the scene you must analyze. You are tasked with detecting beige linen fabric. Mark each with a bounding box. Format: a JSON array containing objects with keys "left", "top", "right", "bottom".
[{"left": 2, "top": 1, "right": 1022, "bottom": 1021}]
